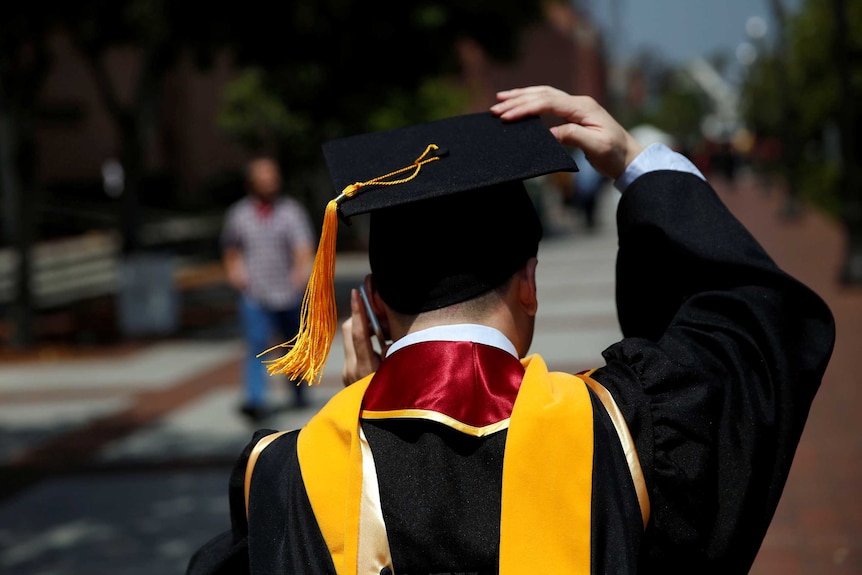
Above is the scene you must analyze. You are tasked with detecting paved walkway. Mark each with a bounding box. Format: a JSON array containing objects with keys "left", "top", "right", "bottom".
[{"left": 0, "top": 171, "right": 858, "bottom": 574}]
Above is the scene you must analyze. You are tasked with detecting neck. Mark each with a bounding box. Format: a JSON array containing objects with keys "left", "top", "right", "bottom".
[
  {"left": 383, "top": 264, "right": 535, "bottom": 358},
  {"left": 392, "top": 311, "right": 527, "bottom": 358}
]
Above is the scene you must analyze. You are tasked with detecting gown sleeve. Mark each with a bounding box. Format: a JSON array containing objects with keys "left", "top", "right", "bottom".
[
  {"left": 591, "top": 170, "right": 835, "bottom": 574},
  {"left": 185, "top": 429, "right": 279, "bottom": 575}
]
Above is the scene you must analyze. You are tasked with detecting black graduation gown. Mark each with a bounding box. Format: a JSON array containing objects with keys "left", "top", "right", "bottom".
[
  {"left": 593, "top": 170, "right": 834, "bottom": 573},
  {"left": 186, "top": 171, "right": 835, "bottom": 575}
]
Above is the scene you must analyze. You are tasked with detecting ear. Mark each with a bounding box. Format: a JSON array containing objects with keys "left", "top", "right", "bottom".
[
  {"left": 366, "top": 274, "right": 391, "bottom": 339},
  {"left": 518, "top": 258, "right": 538, "bottom": 317}
]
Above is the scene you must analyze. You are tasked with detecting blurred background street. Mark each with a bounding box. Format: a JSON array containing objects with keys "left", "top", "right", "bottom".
[{"left": 2, "top": 0, "right": 861, "bottom": 573}]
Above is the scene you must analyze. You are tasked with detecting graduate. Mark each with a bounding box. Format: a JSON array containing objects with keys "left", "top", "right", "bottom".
[{"left": 187, "top": 85, "right": 834, "bottom": 575}]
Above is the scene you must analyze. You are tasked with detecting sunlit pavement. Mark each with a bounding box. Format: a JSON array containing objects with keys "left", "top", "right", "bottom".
[{"left": 0, "top": 171, "right": 859, "bottom": 574}]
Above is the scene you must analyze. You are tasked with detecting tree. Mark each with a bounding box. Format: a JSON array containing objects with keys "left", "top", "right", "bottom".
[
  {"left": 638, "top": 70, "right": 709, "bottom": 153},
  {"left": 830, "top": 0, "right": 862, "bottom": 284},
  {"left": 63, "top": 1, "right": 223, "bottom": 254},
  {"left": 0, "top": 3, "right": 60, "bottom": 346},
  {"left": 216, "top": 68, "right": 303, "bottom": 154},
  {"left": 213, "top": 0, "right": 546, "bottom": 217},
  {"left": 740, "top": 0, "right": 862, "bottom": 283},
  {"left": 614, "top": 49, "right": 709, "bottom": 153}
]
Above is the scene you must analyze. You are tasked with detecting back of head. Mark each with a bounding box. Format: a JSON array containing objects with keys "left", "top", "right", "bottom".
[{"left": 369, "top": 180, "right": 542, "bottom": 315}]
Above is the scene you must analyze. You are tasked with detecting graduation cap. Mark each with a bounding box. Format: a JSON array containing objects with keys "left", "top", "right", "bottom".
[{"left": 262, "top": 112, "right": 578, "bottom": 385}]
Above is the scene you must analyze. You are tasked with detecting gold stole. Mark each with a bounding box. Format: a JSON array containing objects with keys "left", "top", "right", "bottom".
[{"left": 284, "top": 354, "right": 647, "bottom": 574}]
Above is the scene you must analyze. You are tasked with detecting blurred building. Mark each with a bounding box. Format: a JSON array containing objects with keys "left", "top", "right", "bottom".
[
  {"left": 458, "top": 2, "right": 608, "bottom": 111},
  {"left": 35, "top": 32, "right": 247, "bottom": 239}
]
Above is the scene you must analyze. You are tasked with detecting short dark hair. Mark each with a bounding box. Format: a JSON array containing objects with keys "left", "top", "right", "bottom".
[{"left": 369, "top": 181, "right": 541, "bottom": 314}]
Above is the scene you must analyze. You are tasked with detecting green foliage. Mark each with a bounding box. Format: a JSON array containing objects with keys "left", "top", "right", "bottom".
[
  {"left": 209, "top": 0, "right": 548, "bottom": 236},
  {"left": 740, "top": 53, "right": 787, "bottom": 136},
  {"left": 214, "top": 0, "right": 546, "bottom": 208},
  {"left": 647, "top": 79, "right": 708, "bottom": 150},
  {"left": 618, "top": 62, "right": 708, "bottom": 150},
  {"left": 366, "top": 78, "right": 471, "bottom": 134},
  {"left": 798, "top": 159, "right": 843, "bottom": 215},
  {"left": 12, "top": 0, "right": 547, "bottom": 216},
  {"left": 217, "top": 69, "right": 308, "bottom": 153},
  {"left": 62, "top": 1, "right": 203, "bottom": 67},
  {"left": 740, "top": 0, "right": 862, "bottom": 217}
]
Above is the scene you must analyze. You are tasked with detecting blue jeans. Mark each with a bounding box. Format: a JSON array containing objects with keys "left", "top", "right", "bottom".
[{"left": 239, "top": 295, "right": 305, "bottom": 407}]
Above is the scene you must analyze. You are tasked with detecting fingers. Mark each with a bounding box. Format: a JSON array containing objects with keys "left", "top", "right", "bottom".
[
  {"left": 341, "top": 288, "right": 381, "bottom": 386},
  {"left": 549, "top": 122, "right": 595, "bottom": 150},
  {"left": 492, "top": 85, "right": 643, "bottom": 179},
  {"left": 350, "top": 288, "right": 377, "bottom": 370},
  {"left": 491, "top": 86, "right": 598, "bottom": 125},
  {"left": 553, "top": 122, "right": 632, "bottom": 180},
  {"left": 492, "top": 87, "right": 561, "bottom": 121}
]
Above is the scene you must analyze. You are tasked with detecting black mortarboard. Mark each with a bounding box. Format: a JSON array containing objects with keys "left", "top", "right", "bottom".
[
  {"left": 263, "top": 111, "right": 577, "bottom": 384},
  {"left": 325, "top": 112, "right": 577, "bottom": 219}
]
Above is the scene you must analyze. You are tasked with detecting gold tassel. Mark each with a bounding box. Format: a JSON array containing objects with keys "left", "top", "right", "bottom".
[
  {"left": 259, "top": 144, "right": 443, "bottom": 385},
  {"left": 259, "top": 196, "right": 344, "bottom": 385}
]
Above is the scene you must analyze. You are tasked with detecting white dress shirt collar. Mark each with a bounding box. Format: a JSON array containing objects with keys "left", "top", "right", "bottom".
[{"left": 385, "top": 324, "right": 519, "bottom": 359}]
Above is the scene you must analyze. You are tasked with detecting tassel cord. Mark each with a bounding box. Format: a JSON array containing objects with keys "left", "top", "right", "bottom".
[{"left": 260, "top": 144, "right": 442, "bottom": 385}]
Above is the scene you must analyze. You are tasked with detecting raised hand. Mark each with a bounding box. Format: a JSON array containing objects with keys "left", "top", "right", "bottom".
[{"left": 491, "top": 85, "right": 643, "bottom": 180}]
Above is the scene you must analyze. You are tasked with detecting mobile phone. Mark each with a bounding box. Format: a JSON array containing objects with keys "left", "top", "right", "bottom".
[{"left": 358, "top": 284, "right": 387, "bottom": 352}]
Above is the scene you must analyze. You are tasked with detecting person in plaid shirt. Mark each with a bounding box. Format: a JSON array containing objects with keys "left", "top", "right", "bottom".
[{"left": 221, "top": 156, "right": 315, "bottom": 420}]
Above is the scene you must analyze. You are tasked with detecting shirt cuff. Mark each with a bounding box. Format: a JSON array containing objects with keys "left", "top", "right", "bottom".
[{"left": 614, "top": 143, "right": 706, "bottom": 193}]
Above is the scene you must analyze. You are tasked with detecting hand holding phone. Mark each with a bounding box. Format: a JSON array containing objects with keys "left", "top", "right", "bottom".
[{"left": 358, "top": 284, "right": 387, "bottom": 352}]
